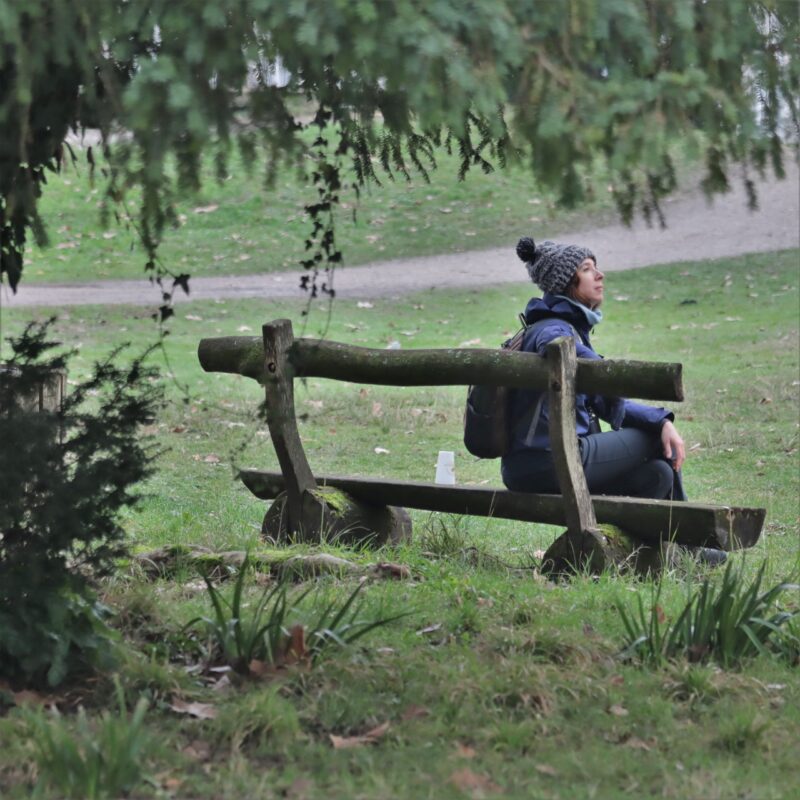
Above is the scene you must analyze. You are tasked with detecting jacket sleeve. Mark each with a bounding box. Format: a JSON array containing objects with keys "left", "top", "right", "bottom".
[{"left": 529, "top": 322, "right": 673, "bottom": 432}]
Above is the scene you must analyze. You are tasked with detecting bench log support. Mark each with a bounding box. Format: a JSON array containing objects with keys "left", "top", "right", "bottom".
[
  {"left": 262, "top": 320, "right": 319, "bottom": 541},
  {"left": 545, "top": 337, "right": 608, "bottom": 571},
  {"left": 260, "top": 319, "right": 411, "bottom": 546}
]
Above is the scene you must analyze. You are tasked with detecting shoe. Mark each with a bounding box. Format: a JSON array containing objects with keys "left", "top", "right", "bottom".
[{"left": 693, "top": 547, "right": 727, "bottom": 567}]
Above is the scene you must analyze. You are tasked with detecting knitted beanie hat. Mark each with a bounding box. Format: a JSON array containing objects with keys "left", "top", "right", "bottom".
[{"left": 516, "top": 236, "right": 595, "bottom": 294}]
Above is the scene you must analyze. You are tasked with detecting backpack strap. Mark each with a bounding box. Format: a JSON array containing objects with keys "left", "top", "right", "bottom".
[{"left": 514, "top": 317, "right": 579, "bottom": 448}]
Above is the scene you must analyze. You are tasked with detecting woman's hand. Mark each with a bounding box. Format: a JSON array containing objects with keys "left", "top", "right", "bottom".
[{"left": 661, "top": 420, "right": 685, "bottom": 472}]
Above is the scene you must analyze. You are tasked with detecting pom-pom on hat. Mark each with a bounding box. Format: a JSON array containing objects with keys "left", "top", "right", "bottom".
[{"left": 516, "top": 236, "right": 595, "bottom": 294}]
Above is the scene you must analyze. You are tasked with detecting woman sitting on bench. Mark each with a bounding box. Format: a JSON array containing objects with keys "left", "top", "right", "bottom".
[{"left": 502, "top": 236, "right": 687, "bottom": 502}]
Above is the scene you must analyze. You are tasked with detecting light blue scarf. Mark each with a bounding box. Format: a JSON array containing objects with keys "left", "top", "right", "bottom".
[{"left": 554, "top": 295, "right": 603, "bottom": 328}]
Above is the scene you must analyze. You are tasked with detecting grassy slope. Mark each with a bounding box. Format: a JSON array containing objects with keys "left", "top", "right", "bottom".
[
  {"left": 24, "top": 145, "right": 628, "bottom": 284},
  {"left": 1, "top": 248, "right": 798, "bottom": 797}
]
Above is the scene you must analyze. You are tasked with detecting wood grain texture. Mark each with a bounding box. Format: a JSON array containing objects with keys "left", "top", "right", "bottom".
[
  {"left": 198, "top": 334, "right": 683, "bottom": 401},
  {"left": 261, "top": 320, "right": 317, "bottom": 537},
  {"left": 546, "top": 336, "right": 598, "bottom": 536},
  {"left": 238, "top": 470, "right": 765, "bottom": 551}
]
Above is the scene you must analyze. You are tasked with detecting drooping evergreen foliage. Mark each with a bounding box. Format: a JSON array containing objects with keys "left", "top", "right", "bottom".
[
  {"left": 0, "top": 321, "right": 163, "bottom": 686},
  {"left": 0, "top": 0, "right": 797, "bottom": 300}
]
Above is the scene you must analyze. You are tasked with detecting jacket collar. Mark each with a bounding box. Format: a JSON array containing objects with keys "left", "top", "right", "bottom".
[{"left": 523, "top": 293, "right": 594, "bottom": 336}]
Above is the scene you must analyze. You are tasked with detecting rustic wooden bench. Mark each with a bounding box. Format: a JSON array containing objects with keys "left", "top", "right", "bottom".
[{"left": 198, "top": 319, "right": 765, "bottom": 574}]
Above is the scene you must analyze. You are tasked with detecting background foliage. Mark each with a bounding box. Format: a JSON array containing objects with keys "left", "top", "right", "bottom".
[{"left": 1, "top": 0, "right": 797, "bottom": 302}]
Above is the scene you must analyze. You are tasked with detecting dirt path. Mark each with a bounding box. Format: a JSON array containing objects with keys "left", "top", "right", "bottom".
[{"left": 4, "top": 163, "right": 798, "bottom": 309}]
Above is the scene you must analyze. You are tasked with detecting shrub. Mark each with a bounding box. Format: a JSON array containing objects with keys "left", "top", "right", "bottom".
[
  {"left": 187, "top": 556, "right": 407, "bottom": 673},
  {"left": 617, "top": 560, "right": 799, "bottom": 668},
  {"left": 0, "top": 320, "right": 162, "bottom": 687}
]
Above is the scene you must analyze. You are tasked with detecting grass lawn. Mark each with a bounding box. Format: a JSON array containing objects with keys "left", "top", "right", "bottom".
[
  {"left": 21, "top": 140, "right": 689, "bottom": 285},
  {"left": 0, "top": 249, "right": 798, "bottom": 799}
]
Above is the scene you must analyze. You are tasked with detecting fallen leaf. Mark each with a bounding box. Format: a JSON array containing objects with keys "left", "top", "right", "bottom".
[
  {"left": 439, "top": 207, "right": 453, "bottom": 214},
  {"left": 448, "top": 768, "right": 500, "bottom": 794},
  {"left": 455, "top": 743, "right": 477, "bottom": 759},
  {"left": 329, "top": 721, "right": 390, "bottom": 749},
  {"left": 286, "top": 777, "right": 315, "bottom": 799},
  {"left": 416, "top": 623, "right": 442, "bottom": 636},
  {"left": 182, "top": 739, "right": 212, "bottom": 760},
  {"left": 655, "top": 605, "right": 667, "bottom": 624},
  {"left": 372, "top": 562, "right": 411, "bottom": 580},
  {"left": 12, "top": 689, "right": 50, "bottom": 706},
  {"left": 372, "top": 402, "right": 383, "bottom": 417},
  {"left": 608, "top": 704, "right": 629, "bottom": 717},
  {"left": 193, "top": 204, "right": 219, "bottom": 214},
  {"left": 374, "top": 447, "right": 390, "bottom": 455},
  {"left": 237, "top": 325, "right": 252, "bottom": 332},
  {"left": 284, "top": 624, "right": 308, "bottom": 664},
  {"left": 203, "top": 454, "right": 221, "bottom": 463},
  {"left": 624, "top": 736, "right": 652, "bottom": 751},
  {"left": 609, "top": 674, "right": 625, "bottom": 686},
  {"left": 210, "top": 674, "right": 232, "bottom": 692},
  {"left": 400, "top": 705, "right": 430, "bottom": 721},
  {"left": 169, "top": 699, "right": 217, "bottom": 720},
  {"left": 248, "top": 659, "right": 275, "bottom": 679},
  {"left": 458, "top": 338, "right": 482, "bottom": 347},
  {"left": 102, "top": 231, "right": 117, "bottom": 239},
  {"left": 158, "top": 774, "right": 184, "bottom": 791},
  {"left": 534, "top": 763, "right": 558, "bottom": 776},
  {"left": 171, "top": 425, "right": 187, "bottom": 433},
  {"left": 185, "top": 314, "right": 203, "bottom": 321}
]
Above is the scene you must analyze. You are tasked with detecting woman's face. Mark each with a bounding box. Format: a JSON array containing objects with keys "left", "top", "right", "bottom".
[{"left": 568, "top": 257, "right": 604, "bottom": 309}]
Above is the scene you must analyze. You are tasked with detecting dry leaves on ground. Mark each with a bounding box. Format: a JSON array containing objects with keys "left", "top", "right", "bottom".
[
  {"left": 370, "top": 562, "right": 412, "bottom": 580},
  {"left": 329, "top": 721, "right": 390, "bottom": 749},
  {"left": 169, "top": 699, "right": 218, "bottom": 720},
  {"left": 400, "top": 705, "right": 430, "bottom": 721},
  {"left": 448, "top": 768, "right": 502, "bottom": 796}
]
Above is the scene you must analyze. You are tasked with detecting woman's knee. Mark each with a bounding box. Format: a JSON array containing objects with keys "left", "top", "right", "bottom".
[{"left": 631, "top": 459, "right": 675, "bottom": 499}]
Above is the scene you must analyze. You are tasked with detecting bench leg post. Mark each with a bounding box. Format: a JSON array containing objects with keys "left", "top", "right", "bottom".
[
  {"left": 545, "top": 336, "right": 599, "bottom": 538},
  {"left": 262, "top": 319, "right": 319, "bottom": 540}
]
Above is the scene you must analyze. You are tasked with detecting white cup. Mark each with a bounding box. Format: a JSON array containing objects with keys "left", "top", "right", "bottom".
[{"left": 435, "top": 450, "right": 456, "bottom": 485}]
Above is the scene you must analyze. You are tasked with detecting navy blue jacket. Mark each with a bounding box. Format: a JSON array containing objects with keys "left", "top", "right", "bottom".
[{"left": 504, "top": 294, "right": 673, "bottom": 454}]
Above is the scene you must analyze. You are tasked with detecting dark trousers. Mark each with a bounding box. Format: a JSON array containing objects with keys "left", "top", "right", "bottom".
[{"left": 501, "top": 428, "right": 686, "bottom": 501}]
